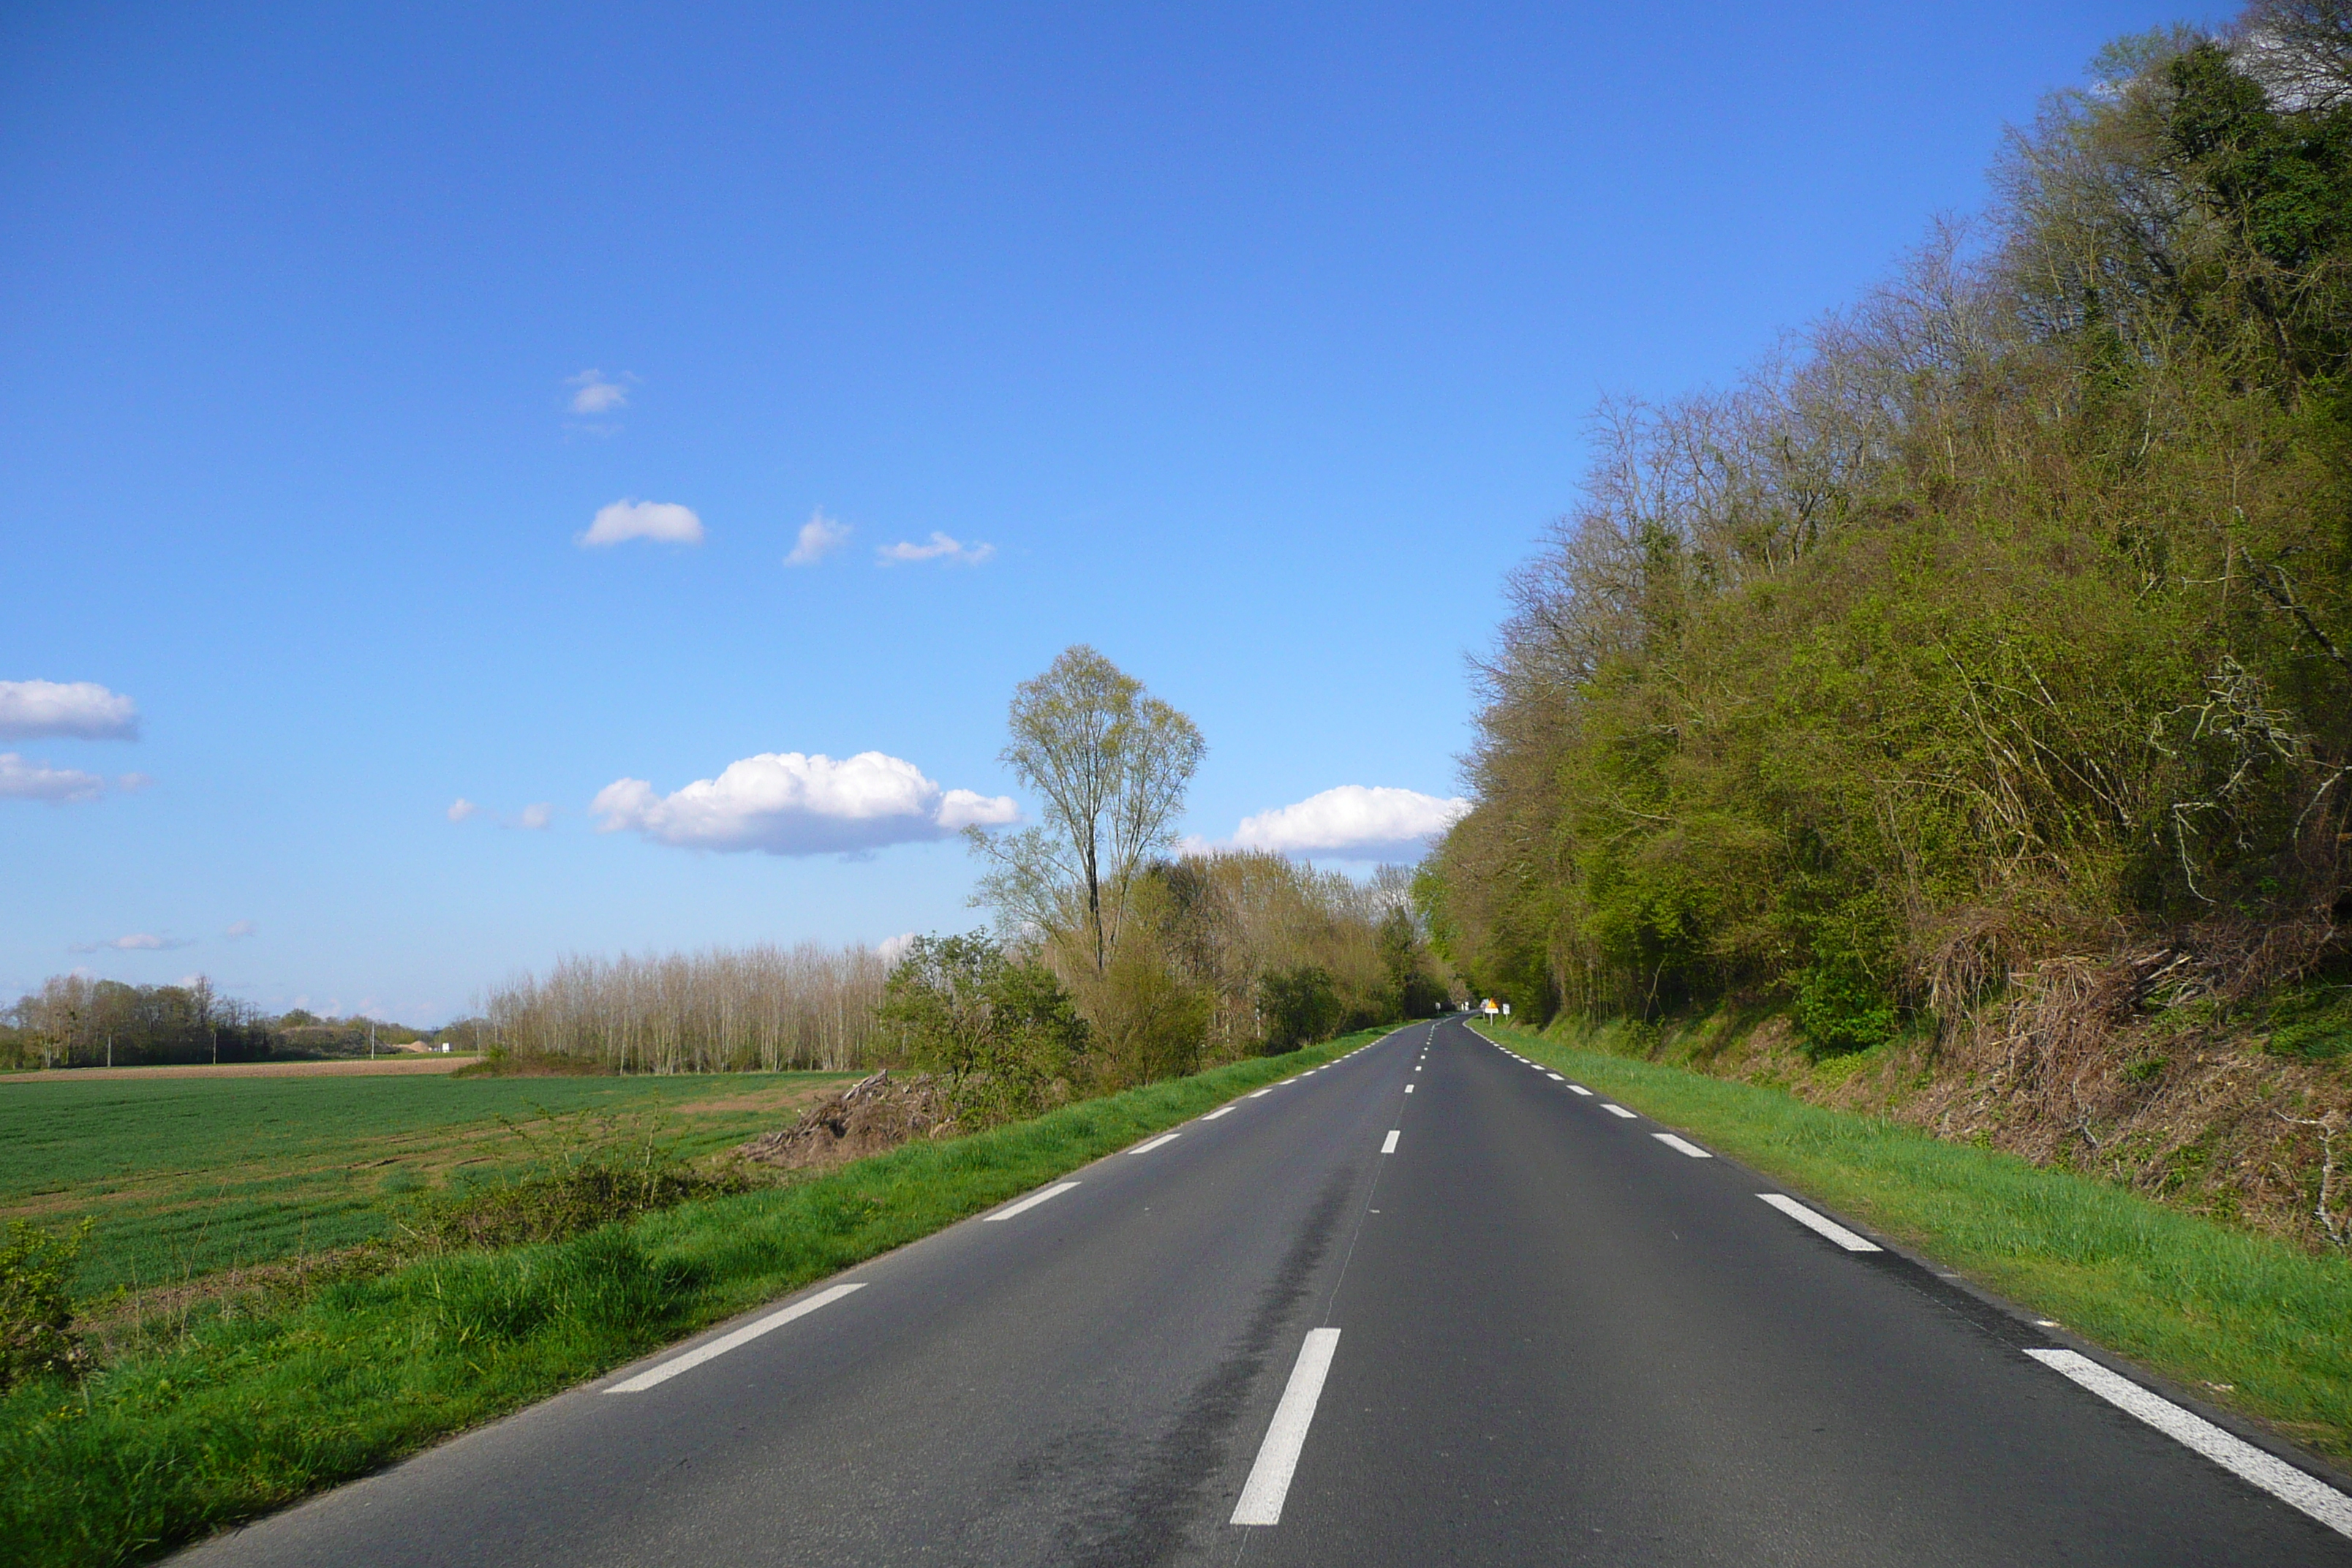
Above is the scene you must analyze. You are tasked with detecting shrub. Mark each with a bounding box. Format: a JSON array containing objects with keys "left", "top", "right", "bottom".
[
  {"left": 0, "top": 1220, "right": 91, "bottom": 1392},
  {"left": 1259, "top": 964, "right": 1343, "bottom": 1053}
]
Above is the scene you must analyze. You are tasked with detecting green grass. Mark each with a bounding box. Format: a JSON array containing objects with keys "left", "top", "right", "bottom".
[
  {"left": 1475, "top": 1019, "right": 2352, "bottom": 1465},
  {"left": 0, "top": 1073, "right": 854, "bottom": 1296},
  {"left": 0, "top": 1028, "right": 1395, "bottom": 1568}
]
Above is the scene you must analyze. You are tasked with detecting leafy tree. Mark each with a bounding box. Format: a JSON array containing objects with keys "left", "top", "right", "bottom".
[
  {"left": 875, "top": 934, "right": 1089, "bottom": 1123},
  {"left": 1258, "top": 965, "right": 1342, "bottom": 1054}
]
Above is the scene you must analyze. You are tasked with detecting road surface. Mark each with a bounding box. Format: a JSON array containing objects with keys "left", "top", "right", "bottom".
[{"left": 176, "top": 1017, "right": 2352, "bottom": 1566}]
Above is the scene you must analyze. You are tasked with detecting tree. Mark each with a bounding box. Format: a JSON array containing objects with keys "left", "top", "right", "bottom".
[
  {"left": 969, "top": 646, "right": 1205, "bottom": 973},
  {"left": 874, "top": 933, "right": 1090, "bottom": 1123}
]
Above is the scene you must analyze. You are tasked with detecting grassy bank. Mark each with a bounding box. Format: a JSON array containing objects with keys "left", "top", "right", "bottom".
[
  {"left": 0, "top": 1027, "right": 1395, "bottom": 1568},
  {"left": 1475, "top": 1019, "right": 2352, "bottom": 1466},
  {"left": 0, "top": 1071, "right": 854, "bottom": 1296}
]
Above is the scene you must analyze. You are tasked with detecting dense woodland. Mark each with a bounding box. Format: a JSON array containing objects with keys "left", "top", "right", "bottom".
[
  {"left": 1416, "top": 4, "right": 2352, "bottom": 1246},
  {"left": 0, "top": 977, "right": 429, "bottom": 1069},
  {"left": 1425, "top": 7, "right": 2352, "bottom": 1038}
]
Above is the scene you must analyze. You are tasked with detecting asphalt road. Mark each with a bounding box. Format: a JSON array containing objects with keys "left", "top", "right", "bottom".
[{"left": 176, "top": 1017, "right": 2352, "bottom": 1566}]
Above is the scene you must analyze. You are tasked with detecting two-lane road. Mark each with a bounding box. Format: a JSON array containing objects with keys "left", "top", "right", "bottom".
[{"left": 178, "top": 1019, "right": 2352, "bottom": 1566}]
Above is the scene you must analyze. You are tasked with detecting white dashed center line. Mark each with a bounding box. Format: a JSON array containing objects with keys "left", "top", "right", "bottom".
[
  {"left": 1602, "top": 1104, "right": 1638, "bottom": 1119},
  {"left": 2025, "top": 1349, "right": 2352, "bottom": 1538},
  {"left": 1653, "top": 1133, "right": 1712, "bottom": 1158},
  {"left": 1381, "top": 1129, "right": 1401, "bottom": 1153},
  {"left": 1130, "top": 1132, "right": 1182, "bottom": 1156},
  {"left": 1403, "top": 1084, "right": 1414, "bottom": 1093},
  {"left": 606, "top": 1282, "right": 865, "bottom": 1393},
  {"left": 1757, "top": 1194, "right": 1880, "bottom": 1251},
  {"left": 983, "top": 1181, "right": 1080, "bottom": 1223},
  {"left": 1232, "top": 1328, "right": 1343, "bottom": 1526}
]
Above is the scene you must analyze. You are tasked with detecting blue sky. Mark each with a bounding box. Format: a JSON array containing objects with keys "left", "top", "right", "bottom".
[{"left": 1, "top": 1, "right": 2187, "bottom": 1023}]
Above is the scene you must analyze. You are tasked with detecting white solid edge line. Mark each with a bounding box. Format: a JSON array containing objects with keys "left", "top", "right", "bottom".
[
  {"left": 1757, "top": 1193, "right": 1881, "bottom": 1252},
  {"left": 606, "top": 1282, "right": 864, "bottom": 1392},
  {"left": 1232, "top": 1327, "right": 1343, "bottom": 1526},
  {"left": 1202, "top": 1106, "right": 1235, "bottom": 1120},
  {"left": 1381, "top": 1129, "right": 1401, "bottom": 1153},
  {"left": 983, "top": 1180, "right": 1082, "bottom": 1223},
  {"left": 1653, "top": 1133, "right": 1713, "bottom": 1158},
  {"left": 1602, "top": 1104, "right": 1638, "bottom": 1119},
  {"left": 1567, "top": 1085, "right": 1594, "bottom": 1096},
  {"left": 1131, "top": 1131, "right": 1183, "bottom": 1155},
  {"left": 2024, "top": 1349, "right": 2352, "bottom": 1539}
]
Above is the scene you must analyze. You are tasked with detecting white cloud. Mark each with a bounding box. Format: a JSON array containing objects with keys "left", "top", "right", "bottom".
[
  {"left": 225, "top": 920, "right": 258, "bottom": 940},
  {"left": 69, "top": 932, "right": 195, "bottom": 954},
  {"left": 447, "top": 798, "right": 482, "bottom": 823},
  {"left": 877, "top": 932, "right": 919, "bottom": 966},
  {"left": 0, "top": 679, "right": 139, "bottom": 741},
  {"left": 0, "top": 753, "right": 106, "bottom": 803},
  {"left": 592, "top": 750, "right": 1018, "bottom": 856},
  {"left": 511, "top": 802, "right": 553, "bottom": 830},
  {"left": 578, "top": 498, "right": 704, "bottom": 549},
  {"left": 1226, "top": 785, "right": 1471, "bottom": 860},
  {"left": 566, "top": 369, "right": 633, "bottom": 415},
  {"left": 118, "top": 772, "right": 155, "bottom": 791},
  {"left": 877, "top": 531, "right": 995, "bottom": 567},
  {"left": 785, "top": 509, "right": 852, "bottom": 567}
]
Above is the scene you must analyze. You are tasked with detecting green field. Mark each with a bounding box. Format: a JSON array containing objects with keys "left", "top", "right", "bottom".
[{"left": 0, "top": 1071, "right": 853, "bottom": 1297}]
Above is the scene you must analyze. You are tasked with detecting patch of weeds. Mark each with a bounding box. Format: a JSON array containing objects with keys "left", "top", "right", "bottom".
[
  {"left": 2123, "top": 1054, "right": 2168, "bottom": 1085},
  {"left": 400, "top": 1111, "right": 748, "bottom": 1252}
]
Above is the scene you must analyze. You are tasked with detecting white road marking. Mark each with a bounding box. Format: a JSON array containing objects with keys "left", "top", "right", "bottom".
[
  {"left": 1403, "top": 1084, "right": 1414, "bottom": 1093},
  {"left": 1567, "top": 1085, "right": 1593, "bottom": 1096},
  {"left": 1602, "top": 1104, "right": 1637, "bottom": 1119},
  {"left": 1131, "top": 1132, "right": 1183, "bottom": 1155},
  {"left": 1652, "top": 1132, "right": 1712, "bottom": 1158},
  {"left": 1232, "top": 1327, "right": 1343, "bottom": 1526},
  {"left": 1248, "top": 1088, "right": 1274, "bottom": 1098},
  {"left": 2024, "top": 1349, "right": 2352, "bottom": 1539},
  {"left": 1202, "top": 1107, "right": 1235, "bottom": 1120},
  {"left": 1545, "top": 1072, "right": 1564, "bottom": 1080},
  {"left": 1757, "top": 1194, "right": 1880, "bottom": 1251},
  {"left": 606, "top": 1283, "right": 864, "bottom": 1392},
  {"left": 984, "top": 1181, "right": 1081, "bottom": 1223},
  {"left": 1382, "top": 1129, "right": 1401, "bottom": 1153}
]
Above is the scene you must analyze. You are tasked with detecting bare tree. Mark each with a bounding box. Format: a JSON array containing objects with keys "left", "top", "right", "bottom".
[{"left": 970, "top": 646, "right": 1205, "bottom": 973}]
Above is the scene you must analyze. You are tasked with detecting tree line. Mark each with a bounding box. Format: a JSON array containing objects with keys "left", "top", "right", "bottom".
[{"left": 1419, "top": 2, "right": 2352, "bottom": 1049}]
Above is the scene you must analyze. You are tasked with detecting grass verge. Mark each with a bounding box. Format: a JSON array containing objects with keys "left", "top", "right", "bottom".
[
  {"left": 0, "top": 1027, "right": 1395, "bottom": 1568},
  {"left": 1474, "top": 1019, "right": 2352, "bottom": 1466}
]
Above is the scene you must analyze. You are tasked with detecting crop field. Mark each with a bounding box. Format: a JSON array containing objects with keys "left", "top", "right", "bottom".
[{"left": 0, "top": 1070, "right": 854, "bottom": 1297}]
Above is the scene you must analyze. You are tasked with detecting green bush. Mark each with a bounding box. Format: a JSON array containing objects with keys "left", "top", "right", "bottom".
[
  {"left": 0, "top": 1221, "right": 89, "bottom": 1392},
  {"left": 1258, "top": 964, "right": 1342, "bottom": 1053}
]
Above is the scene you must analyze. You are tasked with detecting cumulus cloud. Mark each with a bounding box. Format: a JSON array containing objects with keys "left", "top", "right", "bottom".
[
  {"left": 877, "top": 531, "right": 995, "bottom": 567},
  {"left": 447, "top": 798, "right": 482, "bottom": 822},
  {"left": 578, "top": 498, "right": 704, "bottom": 549},
  {"left": 785, "top": 509, "right": 852, "bottom": 567},
  {"left": 69, "top": 932, "right": 195, "bottom": 954},
  {"left": 592, "top": 750, "right": 1018, "bottom": 856},
  {"left": 877, "top": 932, "right": 919, "bottom": 965},
  {"left": 0, "top": 679, "right": 139, "bottom": 741},
  {"left": 510, "top": 802, "right": 554, "bottom": 830},
  {"left": 0, "top": 753, "right": 106, "bottom": 803},
  {"left": 225, "top": 920, "right": 258, "bottom": 940},
  {"left": 1226, "top": 785, "right": 1471, "bottom": 860},
  {"left": 118, "top": 772, "right": 155, "bottom": 791},
  {"left": 566, "top": 369, "right": 633, "bottom": 415}
]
